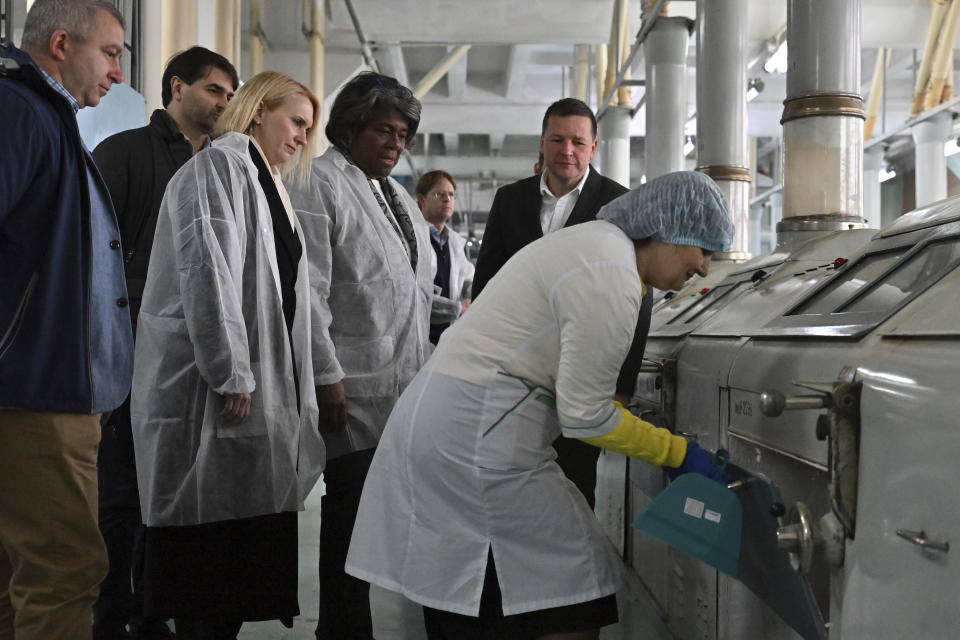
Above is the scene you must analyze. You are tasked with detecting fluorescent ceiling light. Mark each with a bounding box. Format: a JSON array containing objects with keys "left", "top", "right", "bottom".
[
  {"left": 640, "top": 174, "right": 647, "bottom": 185},
  {"left": 683, "top": 138, "right": 695, "bottom": 156},
  {"left": 763, "top": 40, "right": 788, "bottom": 75},
  {"left": 879, "top": 167, "right": 897, "bottom": 182},
  {"left": 945, "top": 138, "right": 960, "bottom": 156},
  {"left": 747, "top": 78, "right": 764, "bottom": 102}
]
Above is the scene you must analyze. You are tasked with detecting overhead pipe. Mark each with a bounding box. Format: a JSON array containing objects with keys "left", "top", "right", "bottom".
[
  {"left": 249, "top": 0, "right": 264, "bottom": 77},
  {"left": 303, "top": 0, "right": 324, "bottom": 152},
  {"left": 911, "top": 0, "right": 949, "bottom": 116},
  {"left": 696, "top": 0, "right": 750, "bottom": 259},
  {"left": 574, "top": 44, "right": 589, "bottom": 102},
  {"left": 343, "top": 0, "right": 378, "bottom": 71},
  {"left": 597, "top": 0, "right": 667, "bottom": 120},
  {"left": 864, "top": 48, "right": 889, "bottom": 140},
  {"left": 617, "top": 0, "right": 632, "bottom": 106},
  {"left": 924, "top": 0, "right": 960, "bottom": 111},
  {"left": 412, "top": 44, "right": 470, "bottom": 100},
  {"left": 595, "top": 42, "right": 608, "bottom": 110},
  {"left": 911, "top": 110, "right": 953, "bottom": 206},
  {"left": 779, "top": 0, "right": 866, "bottom": 240},
  {"left": 214, "top": 0, "right": 241, "bottom": 65},
  {"left": 862, "top": 145, "right": 883, "bottom": 228},
  {"left": 644, "top": 15, "right": 692, "bottom": 179}
]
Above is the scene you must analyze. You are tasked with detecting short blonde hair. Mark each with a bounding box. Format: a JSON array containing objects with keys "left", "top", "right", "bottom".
[{"left": 214, "top": 70, "right": 320, "bottom": 184}]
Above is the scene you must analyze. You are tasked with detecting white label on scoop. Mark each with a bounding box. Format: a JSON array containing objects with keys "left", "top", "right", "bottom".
[
  {"left": 684, "top": 497, "right": 705, "bottom": 519},
  {"left": 704, "top": 509, "right": 722, "bottom": 523}
]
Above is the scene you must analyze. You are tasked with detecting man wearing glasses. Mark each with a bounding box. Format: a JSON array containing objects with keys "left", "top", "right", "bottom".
[{"left": 416, "top": 170, "right": 474, "bottom": 344}]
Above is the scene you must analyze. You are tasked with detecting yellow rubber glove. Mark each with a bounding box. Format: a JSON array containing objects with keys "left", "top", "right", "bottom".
[{"left": 579, "top": 401, "right": 687, "bottom": 468}]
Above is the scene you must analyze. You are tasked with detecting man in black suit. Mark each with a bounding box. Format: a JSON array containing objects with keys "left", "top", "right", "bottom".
[{"left": 473, "top": 97, "right": 653, "bottom": 509}]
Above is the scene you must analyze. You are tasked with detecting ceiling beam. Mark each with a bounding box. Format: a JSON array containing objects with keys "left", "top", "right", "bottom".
[
  {"left": 446, "top": 45, "right": 468, "bottom": 99},
  {"left": 504, "top": 45, "right": 533, "bottom": 100},
  {"left": 374, "top": 44, "right": 408, "bottom": 87}
]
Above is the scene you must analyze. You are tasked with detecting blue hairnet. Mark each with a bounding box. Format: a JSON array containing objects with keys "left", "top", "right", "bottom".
[{"left": 597, "top": 171, "right": 734, "bottom": 252}]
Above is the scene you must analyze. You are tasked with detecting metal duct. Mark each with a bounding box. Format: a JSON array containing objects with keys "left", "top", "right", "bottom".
[
  {"left": 599, "top": 106, "right": 631, "bottom": 187},
  {"left": 862, "top": 145, "right": 884, "bottom": 227},
  {"left": 696, "top": 0, "right": 750, "bottom": 259},
  {"left": 780, "top": 0, "right": 866, "bottom": 237},
  {"left": 911, "top": 110, "right": 953, "bottom": 206},
  {"left": 644, "top": 16, "right": 692, "bottom": 180}
]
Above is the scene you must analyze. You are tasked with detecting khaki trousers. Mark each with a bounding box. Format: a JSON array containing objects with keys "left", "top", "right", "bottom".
[{"left": 0, "top": 410, "right": 107, "bottom": 640}]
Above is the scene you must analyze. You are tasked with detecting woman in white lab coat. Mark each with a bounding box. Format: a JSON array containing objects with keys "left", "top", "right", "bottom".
[
  {"left": 345, "top": 171, "right": 734, "bottom": 640},
  {"left": 131, "top": 71, "right": 325, "bottom": 639}
]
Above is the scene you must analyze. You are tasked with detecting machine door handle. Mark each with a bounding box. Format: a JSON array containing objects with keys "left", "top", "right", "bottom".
[{"left": 896, "top": 529, "right": 949, "bottom": 553}]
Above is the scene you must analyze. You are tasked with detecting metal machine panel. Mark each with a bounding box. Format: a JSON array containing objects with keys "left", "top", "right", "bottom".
[
  {"left": 595, "top": 450, "right": 627, "bottom": 556},
  {"left": 726, "top": 342, "right": 860, "bottom": 465},
  {"left": 879, "top": 196, "right": 960, "bottom": 237},
  {"left": 835, "top": 348, "right": 960, "bottom": 639},
  {"left": 877, "top": 253, "right": 960, "bottom": 337},
  {"left": 693, "top": 230, "right": 878, "bottom": 337},
  {"left": 651, "top": 260, "right": 744, "bottom": 333}
]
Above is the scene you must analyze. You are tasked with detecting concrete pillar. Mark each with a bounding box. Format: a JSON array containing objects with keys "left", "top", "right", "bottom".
[
  {"left": 599, "top": 106, "right": 631, "bottom": 188},
  {"left": 862, "top": 145, "right": 884, "bottom": 227},
  {"left": 214, "top": 0, "right": 242, "bottom": 65},
  {"left": 911, "top": 110, "right": 953, "bottom": 206},
  {"left": 249, "top": 0, "right": 264, "bottom": 77},
  {"left": 780, "top": 0, "right": 866, "bottom": 237},
  {"left": 644, "top": 17, "right": 692, "bottom": 179},
  {"left": 696, "top": 0, "right": 750, "bottom": 258}
]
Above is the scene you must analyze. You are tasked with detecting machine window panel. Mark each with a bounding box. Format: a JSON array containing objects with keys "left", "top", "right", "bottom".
[
  {"left": 788, "top": 250, "right": 906, "bottom": 315},
  {"left": 686, "top": 282, "right": 744, "bottom": 325},
  {"left": 666, "top": 283, "right": 736, "bottom": 325},
  {"left": 840, "top": 238, "right": 960, "bottom": 314}
]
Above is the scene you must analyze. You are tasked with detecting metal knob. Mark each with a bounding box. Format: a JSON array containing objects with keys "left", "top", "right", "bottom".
[
  {"left": 776, "top": 502, "right": 816, "bottom": 574},
  {"left": 760, "top": 390, "right": 831, "bottom": 417}
]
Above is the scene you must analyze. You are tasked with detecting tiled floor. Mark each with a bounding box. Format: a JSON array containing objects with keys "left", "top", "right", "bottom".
[{"left": 237, "top": 485, "right": 674, "bottom": 640}]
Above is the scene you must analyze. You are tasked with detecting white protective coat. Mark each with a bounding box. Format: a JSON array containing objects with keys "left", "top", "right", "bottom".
[
  {"left": 428, "top": 227, "right": 475, "bottom": 324},
  {"left": 346, "top": 220, "right": 644, "bottom": 615},
  {"left": 132, "top": 131, "right": 325, "bottom": 527},
  {"left": 287, "top": 147, "right": 433, "bottom": 459}
]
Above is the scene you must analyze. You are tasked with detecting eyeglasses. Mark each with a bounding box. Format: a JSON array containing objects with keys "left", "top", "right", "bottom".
[{"left": 429, "top": 191, "right": 456, "bottom": 200}]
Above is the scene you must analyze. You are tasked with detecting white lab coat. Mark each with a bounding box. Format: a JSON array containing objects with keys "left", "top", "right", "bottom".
[
  {"left": 427, "top": 225, "right": 475, "bottom": 324},
  {"left": 346, "top": 220, "right": 644, "bottom": 615},
  {"left": 287, "top": 147, "right": 433, "bottom": 458},
  {"left": 131, "top": 131, "right": 325, "bottom": 527}
]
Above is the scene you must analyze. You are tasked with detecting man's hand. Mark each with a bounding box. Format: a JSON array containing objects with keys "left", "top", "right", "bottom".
[
  {"left": 316, "top": 382, "right": 347, "bottom": 432},
  {"left": 460, "top": 298, "right": 471, "bottom": 314},
  {"left": 220, "top": 392, "right": 252, "bottom": 424}
]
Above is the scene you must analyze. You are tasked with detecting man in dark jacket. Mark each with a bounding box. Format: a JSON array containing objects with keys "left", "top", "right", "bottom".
[
  {"left": 473, "top": 98, "right": 652, "bottom": 510},
  {"left": 91, "top": 46, "right": 237, "bottom": 640},
  {"left": 0, "top": 1, "right": 131, "bottom": 637}
]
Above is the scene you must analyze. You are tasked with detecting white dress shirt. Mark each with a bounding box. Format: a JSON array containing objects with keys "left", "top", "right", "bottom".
[{"left": 538, "top": 166, "right": 591, "bottom": 235}]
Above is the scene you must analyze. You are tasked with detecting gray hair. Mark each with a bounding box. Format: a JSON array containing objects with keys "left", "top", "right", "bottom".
[
  {"left": 325, "top": 71, "right": 421, "bottom": 151},
  {"left": 21, "top": 0, "right": 124, "bottom": 51}
]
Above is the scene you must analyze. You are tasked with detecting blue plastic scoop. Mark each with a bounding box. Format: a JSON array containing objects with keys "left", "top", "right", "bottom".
[{"left": 632, "top": 450, "right": 743, "bottom": 578}]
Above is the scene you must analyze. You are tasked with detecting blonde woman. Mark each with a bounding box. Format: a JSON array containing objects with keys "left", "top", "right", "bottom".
[{"left": 131, "top": 71, "right": 325, "bottom": 639}]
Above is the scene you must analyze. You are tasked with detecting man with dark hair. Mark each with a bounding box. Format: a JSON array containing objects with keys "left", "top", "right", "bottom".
[
  {"left": 473, "top": 97, "right": 653, "bottom": 510},
  {"left": 416, "top": 169, "right": 474, "bottom": 344},
  {"left": 90, "top": 45, "right": 237, "bottom": 640},
  {"left": 0, "top": 1, "right": 131, "bottom": 637}
]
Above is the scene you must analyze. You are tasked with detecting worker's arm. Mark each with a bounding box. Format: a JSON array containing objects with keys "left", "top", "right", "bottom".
[{"left": 579, "top": 401, "right": 686, "bottom": 467}]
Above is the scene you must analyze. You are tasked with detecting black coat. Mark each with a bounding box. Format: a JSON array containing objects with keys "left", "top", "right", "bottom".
[
  {"left": 473, "top": 166, "right": 652, "bottom": 399},
  {"left": 93, "top": 109, "right": 195, "bottom": 312}
]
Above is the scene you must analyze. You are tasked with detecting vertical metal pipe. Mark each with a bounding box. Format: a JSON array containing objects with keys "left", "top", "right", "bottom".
[
  {"left": 599, "top": 106, "right": 631, "bottom": 187},
  {"left": 696, "top": 0, "right": 750, "bottom": 258},
  {"left": 595, "top": 43, "right": 608, "bottom": 111},
  {"left": 862, "top": 145, "right": 884, "bottom": 227},
  {"left": 780, "top": 0, "right": 865, "bottom": 234},
  {"left": 911, "top": 110, "right": 953, "bottom": 206},
  {"left": 643, "top": 17, "right": 692, "bottom": 179}
]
